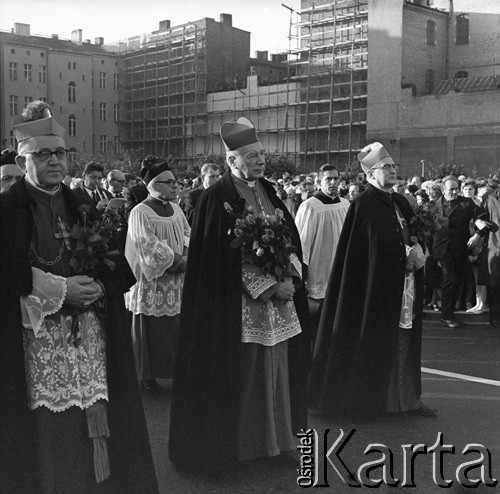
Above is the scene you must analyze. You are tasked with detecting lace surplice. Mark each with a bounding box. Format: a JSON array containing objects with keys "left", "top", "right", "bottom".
[
  {"left": 241, "top": 262, "right": 302, "bottom": 346},
  {"left": 20, "top": 268, "right": 108, "bottom": 412},
  {"left": 125, "top": 202, "right": 190, "bottom": 317}
]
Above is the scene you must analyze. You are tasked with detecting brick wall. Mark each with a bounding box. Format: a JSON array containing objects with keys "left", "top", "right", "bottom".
[{"left": 401, "top": 4, "right": 447, "bottom": 95}]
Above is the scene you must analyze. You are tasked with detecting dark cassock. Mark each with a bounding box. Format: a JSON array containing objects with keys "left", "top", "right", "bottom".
[
  {"left": 0, "top": 102, "right": 158, "bottom": 494},
  {"left": 309, "top": 142, "right": 433, "bottom": 417},
  {"left": 169, "top": 117, "right": 310, "bottom": 471}
]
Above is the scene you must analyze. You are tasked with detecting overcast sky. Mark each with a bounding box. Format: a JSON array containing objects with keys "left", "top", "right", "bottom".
[{"left": 0, "top": 0, "right": 301, "bottom": 54}]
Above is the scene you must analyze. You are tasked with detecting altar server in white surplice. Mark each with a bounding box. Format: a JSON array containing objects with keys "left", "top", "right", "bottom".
[
  {"left": 125, "top": 159, "right": 190, "bottom": 392},
  {"left": 295, "top": 164, "right": 349, "bottom": 344}
]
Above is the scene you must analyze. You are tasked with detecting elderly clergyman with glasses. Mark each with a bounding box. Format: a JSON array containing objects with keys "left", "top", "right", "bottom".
[
  {"left": 125, "top": 158, "right": 190, "bottom": 393},
  {"left": 310, "top": 142, "right": 438, "bottom": 418},
  {"left": 0, "top": 101, "right": 159, "bottom": 493}
]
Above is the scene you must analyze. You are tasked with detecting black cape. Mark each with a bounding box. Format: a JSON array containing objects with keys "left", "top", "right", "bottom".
[
  {"left": 0, "top": 179, "right": 159, "bottom": 494},
  {"left": 309, "top": 184, "right": 424, "bottom": 415},
  {"left": 169, "top": 170, "right": 310, "bottom": 469}
]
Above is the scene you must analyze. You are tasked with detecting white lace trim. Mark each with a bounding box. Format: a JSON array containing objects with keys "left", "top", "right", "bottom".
[
  {"left": 242, "top": 319, "right": 302, "bottom": 346},
  {"left": 241, "top": 297, "right": 302, "bottom": 346},
  {"left": 20, "top": 267, "right": 67, "bottom": 337},
  {"left": 126, "top": 274, "right": 184, "bottom": 316},
  {"left": 30, "top": 394, "right": 109, "bottom": 413},
  {"left": 243, "top": 271, "right": 276, "bottom": 299},
  {"left": 23, "top": 310, "right": 108, "bottom": 412},
  {"left": 307, "top": 280, "right": 327, "bottom": 300}
]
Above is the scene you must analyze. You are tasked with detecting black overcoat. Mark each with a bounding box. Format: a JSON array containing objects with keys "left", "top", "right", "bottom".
[
  {"left": 169, "top": 170, "right": 310, "bottom": 469},
  {"left": 309, "top": 184, "right": 424, "bottom": 415},
  {"left": 0, "top": 179, "right": 159, "bottom": 494}
]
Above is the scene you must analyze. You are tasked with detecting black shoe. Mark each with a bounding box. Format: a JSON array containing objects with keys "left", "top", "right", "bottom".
[
  {"left": 141, "top": 379, "right": 162, "bottom": 392},
  {"left": 413, "top": 402, "right": 438, "bottom": 417},
  {"left": 441, "top": 318, "right": 463, "bottom": 328}
]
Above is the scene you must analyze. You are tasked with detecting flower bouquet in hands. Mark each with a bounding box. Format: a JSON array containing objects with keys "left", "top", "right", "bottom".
[
  {"left": 66, "top": 205, "right": 122, "bottom": 345},
  {"left": 69, "top": 205, "right": 121, "bottom": 277},
  {"left": 408, "top": 205, "right": 437, "bottom": 248},
  {"left": 224, "top": 202, "right": 297, "bottom": 281}
]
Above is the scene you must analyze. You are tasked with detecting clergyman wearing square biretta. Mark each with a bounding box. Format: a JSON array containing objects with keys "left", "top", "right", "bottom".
[
  {"left": 309, "top": 141, "right": 437, "bottom": 418},
  {"left": 169, "top": 117, "right": 310, "bottom": 470},
  {"left": 0, "top": 100, "right": 158, "bottom": 493}
]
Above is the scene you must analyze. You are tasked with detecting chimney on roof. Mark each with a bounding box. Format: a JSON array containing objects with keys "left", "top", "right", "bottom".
[
  {"left": 271, "top": 53, "right": 287, "bottom": 63},
  {"left": 71, "top": 29, "right": 83, "bottom": 45},
  {"left": 159, "top": 20, "right": 171, "bottom": 31},
  {"left": 51, "top": 34, "right": 59, "bottom": 39},
  {"left": 94, "top": 37, "right": 104, "bottom": 46},
  {"left": 220, "top": 13, "right": 232, "bottom": 27},
  {"left": 14, "top": 23, "right": 30, "bottom": 36},
  {"left": 84, "top": 39, "right": 91, "bottom": 44},
  {"left": 255, "top": 50, "right": 268, "bottom": 61}
]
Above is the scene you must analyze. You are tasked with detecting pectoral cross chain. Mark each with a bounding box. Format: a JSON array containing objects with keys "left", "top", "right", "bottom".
[{"left": 55, "top": 217, "right": 72, "bottom": 250}]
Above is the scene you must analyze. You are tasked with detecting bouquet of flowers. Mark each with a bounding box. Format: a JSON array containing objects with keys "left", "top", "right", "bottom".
[
  {"left": 66, "top": 205, "right": 121, "bottom": 346},
  {"left": 69, "top": 205, "right": 121, "bottom": 277},
  {"left": 224, "top": 202, "right": 297, "bottom": 281},
  {"left": 408, "top": 205, "right": 437, "bottom": 247}
]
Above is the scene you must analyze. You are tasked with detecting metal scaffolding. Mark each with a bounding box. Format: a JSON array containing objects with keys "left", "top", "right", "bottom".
[
  {"left": 118, "top": 22, "right": 208, "bottom": 158},
  {"left": 288, "top": 0, "right": 369, "bottom": 170}
]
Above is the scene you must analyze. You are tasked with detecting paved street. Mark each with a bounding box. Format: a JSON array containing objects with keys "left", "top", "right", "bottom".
[{"left": 142, "top": 309, "right": 500, "bottom": 494}]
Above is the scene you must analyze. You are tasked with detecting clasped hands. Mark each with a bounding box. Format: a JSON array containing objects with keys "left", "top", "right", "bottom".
[
  {"left": 65, "top": 275, "right": 104, "bottom": 309},
  {"left": 405, "top": 243, "right": 426, "bottom": 273},
  {"left": 259, "top": 276, "right": 295, "bottom": 304}
]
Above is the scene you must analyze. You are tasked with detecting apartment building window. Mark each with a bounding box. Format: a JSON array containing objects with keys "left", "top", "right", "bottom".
[
  {"left": 99, "top": 72, "right": 106, "bottom": 89},
  {"left": 24, "top": 96, "right": 33, "bottom": 107},
  {"left": 9, "top": 62, "right": 17, "bottom": 81},
  {"left": 456, "top": 14, "right": 469, "bottom": 45},
  {"left": 68, "top": 82, "right": 76, "bottom": 103},
  {"left": 24, "top": 64, "right": 32, "bottom": 82},
  {"left": 113, "top": 103, "right": 120, "bottom": 123},
  {"left": 68, "top": 62, "right": 71, "bottom": 70},
  {"left": 39, "top": 97, "right": 47, "bottom": 102},
  {"left": 39, "top": 65, "right": 47, "bottom": 83},
  {"left": 41, "top": 52, "right": 45, "bottom": 57},
  {"left": 10, "top": 95, "right": 18, "bottom": 116},
  {"left": 455, "top": 70, "right": 468, "bottom": 78},
  {"left": 100, "top": 103, "right": 107, "bottom": 121},
  {"left": 26, "top": 50, "right": 30, "bottom": 56},
  {"left": 425, "top": 69, "right": 435, "bottom": 94},
  {"left": 73, "top": 62, "right": 77, "bottom": 70},
  {"left": 113, "top": 73, "right": 119, "bottom": 90},
  {"left": 426, "top": 20, "right": 436, "bottom": 45},
  {"left": 69, "top": 115, "right": 77, "bottom": 136},
  {"left": 100, "top": 135, "right": 107, "bottom": 153},
  {"left": 11, "top": 48, "right": 15, "bottom": 54}
]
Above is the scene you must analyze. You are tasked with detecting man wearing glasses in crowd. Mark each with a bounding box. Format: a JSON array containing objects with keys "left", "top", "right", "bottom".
[{"left": 310, "top": 142, "right": 437, "bottom": 418}]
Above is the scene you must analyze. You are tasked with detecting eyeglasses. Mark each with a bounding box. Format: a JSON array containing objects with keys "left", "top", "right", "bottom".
[
  {"left": 155, "top": 179, "right": 178, "bottom": 186},
  {"left": 371, "top": 163, "right": 399, "bottom": 171},
  {"left": 28, "top": 149, "right": 68, "bottom": 161}
]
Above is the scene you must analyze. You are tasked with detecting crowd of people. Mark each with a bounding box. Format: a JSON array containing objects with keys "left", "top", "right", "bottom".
[{"left": 1, "top": 102, "right": 499, "bottom": 492}]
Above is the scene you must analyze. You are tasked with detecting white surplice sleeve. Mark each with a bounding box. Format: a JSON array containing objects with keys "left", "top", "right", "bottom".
[
  {"left": 125, "top": 206, "right": 175, "bottom": 282},
  {"left": 20, "top": 267, "right": 67, "bottom": 337},
  {"left": 294, "top": 200, "right": 317, "bottom": 266}
]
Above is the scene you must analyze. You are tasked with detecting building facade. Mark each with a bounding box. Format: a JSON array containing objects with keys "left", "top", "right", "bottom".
[
  {"left": 367, "top": 0, "right": 500, "bottom": 176},
  {"left": 207, "top": 74, "right": 300, "bottom": 156},
  {"left": 0, "top": 23, "right": 120, "bottom": 160},
  {"left": 117, "top": 15, "right": 250, "bottom": 158}
]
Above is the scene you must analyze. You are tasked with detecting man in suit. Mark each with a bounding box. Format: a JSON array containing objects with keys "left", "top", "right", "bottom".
[
  {"left": 123, "top": 156, "right": 159, "bottom": 221},
  {"left": 106, "top": 169, "right": 126, "bottom": 198},
  {"left": 73, "top": 161, "right": 111, "bottom": 211},
  {"left": 432, "top": 175, "right": 490, "bottom": 328},
  {"left": 179, "top": 162, "right": 220, "bottom": 224}
]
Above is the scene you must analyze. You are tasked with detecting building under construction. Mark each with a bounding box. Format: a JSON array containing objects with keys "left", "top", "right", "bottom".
[
  {"left": 288, "top": 0, "right": 369, "bottom": 171},
  {"left": 118, "top": 15, "right": 250, "bottom": 158}
]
